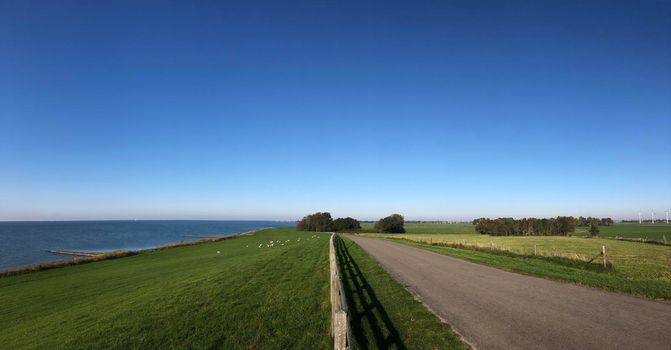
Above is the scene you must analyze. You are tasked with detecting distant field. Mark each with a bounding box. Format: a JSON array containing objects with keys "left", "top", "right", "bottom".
[
  {"left": 0, "top": 229, "right": 331, "bottom": 349},
  {"left": 362, "top": 222, "right": 476, "bottom": 234},
  {"left": 365, "top": 222, "right": 671, "bottom": 241},
  {"left": 368, "top": 223, "right": 671, "bottom": 242},
  {"left": 580, "top": 224, "right": 671, "bottom": 241},
  {"left": 360, "top": 223, "right": 671, "bottom": 299}
]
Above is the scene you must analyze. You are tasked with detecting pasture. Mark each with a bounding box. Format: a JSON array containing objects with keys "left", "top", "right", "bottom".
[
  {"left": 0, "top": 229, "right": 332, "bottom": 349},
  {"left": 580, "top": 223, "right": 671, "bottom": 241},
  {"left": 361, "top": 222, "right": 475, "bottom": 234},
  {"left": 365, "top": 222, "right": 671, "bottom": 241}
]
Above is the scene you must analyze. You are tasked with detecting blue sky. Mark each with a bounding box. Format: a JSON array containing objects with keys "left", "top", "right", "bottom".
[{"left": 1, "top": 1, "right": 670, "bottom": 221}]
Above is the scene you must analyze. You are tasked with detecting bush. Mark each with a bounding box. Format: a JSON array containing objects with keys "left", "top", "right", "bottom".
[
  {"left": 332, "top": 217, "right": 361, "bottom": 232},
  {"left": 375, "top": 214, "right": 406, "bottom": 233},
  {"left": 296, "top": 212, "right": 333, "bottom": 232},
  {"left": 296, "top": 213, "right": 362, "bottom": 232}
]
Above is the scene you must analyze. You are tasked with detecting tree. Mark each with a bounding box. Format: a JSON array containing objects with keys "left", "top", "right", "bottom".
[
  {"left": 556, "top": 216, "right": 576, "bottom": 235},
  {"left": 296, "top": 212, "right": 333, "bottom": 232},
  {"left": 375, "top": 214, "right": 406, "bottom": 233},
  {"left": 475, "top": 216, "right": 577, "bottom": 236},
  {"left": 600, "top": 218, "right": 614, "bottom": 226},
  {"left": 589, "top": 223, "right": 599, "bottom": 237},
  {"left": 472, "top": 218, "right": 486, "bottom": 225},
  {"left": 332, "top": 217, "right": 361, "bottom": 232}
]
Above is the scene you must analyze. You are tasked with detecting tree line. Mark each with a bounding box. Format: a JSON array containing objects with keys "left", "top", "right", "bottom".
[
  {"left": 296, "top": 212, "right": 406, "bottom": 233},
  {"left": 472, "top": 215, "right": 614, "bottom": 236},
  {"left": 473, "top": 217, "right": 578, "bottom": 236},
  {"left": 296, "top": 212, "right": 362, "bottom": 232},
  {"left": 576, "top": 216, "right": 614, "bottom": 226}
]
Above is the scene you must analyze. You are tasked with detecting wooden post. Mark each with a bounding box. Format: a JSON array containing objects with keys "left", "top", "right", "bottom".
[
  {"left": 334, "top": 311, "right": 348, "bottom": 350},
  {"left": 534, "top": 244, "right": 537, "bottom": 256},
  {"left": 601, "top": 245, "right": 607, "bottom": 267},
  {"left": 330, "top": 233, "right": 351, "bottom": 350},
  {"left": 329, "top": 234, "right": 336, "bottom": 334}
]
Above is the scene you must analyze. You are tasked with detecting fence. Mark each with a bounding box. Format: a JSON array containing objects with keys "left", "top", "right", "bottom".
[
  {"left": 329, "top": 233, "right": 352, "bottom": 350},
  {"left": 409, "top": 238, "right": 612, "bottom": 268}
]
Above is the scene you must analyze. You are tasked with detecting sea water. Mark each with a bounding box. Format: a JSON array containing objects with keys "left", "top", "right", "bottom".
[{"left": 0, "top": 220, "right": 292, "bottom": 270}]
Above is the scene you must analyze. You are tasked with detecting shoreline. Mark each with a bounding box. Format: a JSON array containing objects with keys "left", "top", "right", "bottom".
[{"left": 0, "top": 227, "right": 274, "bottom": 278}]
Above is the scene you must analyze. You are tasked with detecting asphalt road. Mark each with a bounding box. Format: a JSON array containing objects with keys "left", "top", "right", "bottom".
[{"left": 347, "top": 236, "right": 671, "bottom": 350}]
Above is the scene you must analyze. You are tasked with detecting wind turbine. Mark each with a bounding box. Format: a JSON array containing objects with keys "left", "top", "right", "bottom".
[
  {"left": 666, "top": 209, "right": 669, "bottom": 224},
  {"left": 638, "top": 211, "right": 642, "bottom": 224},
  {"left": 651, "top": 209, "right": 655, "bottom": 224}
]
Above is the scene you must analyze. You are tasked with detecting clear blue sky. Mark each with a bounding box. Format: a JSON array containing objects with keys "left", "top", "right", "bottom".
[{"left": 1, "top": 1, "right": 670, "bottom": 221}]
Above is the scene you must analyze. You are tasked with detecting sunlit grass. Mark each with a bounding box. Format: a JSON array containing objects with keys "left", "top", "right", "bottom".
[
  {"left": 366, "top": 233, "right": 669, "bottom": 279},
  {"left": 586, "top": 223, "right": 671, "bottom": 241},
  {"left": 361, "top": 222, "right": 476, "bottom": 234},
  {"left": 0, "top": 228, "right": 331, "bottom": 350},
  {"left": 359, "top": 230, "right": 671, "bottom": 299}
]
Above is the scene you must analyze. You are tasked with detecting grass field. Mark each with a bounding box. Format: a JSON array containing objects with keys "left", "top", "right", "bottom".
[
  {"left": 0, "top": 228, "right": 332, "bottom": 349},
  {"left": 364, "top": 222, "right": 671, "bottom": 241},
  {"left": 579, "top": 223, "right": 671, "bottom": 241},
  {"left": 361, "top": 222, "right": 476, "bottom": 234},
  {"left": 359, "top": 224, "right": 671, "bottom": 299},
  {"left": 335, "top": 235, "right": 466, "bottom": 350}
]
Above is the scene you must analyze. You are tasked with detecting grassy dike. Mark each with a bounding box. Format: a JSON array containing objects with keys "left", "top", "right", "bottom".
[
  {"left": 0, "top": 228, "right": 331, "bottom": 350},
  {"left": 335, "top": 235, "right": 467, "bottom": 350}
]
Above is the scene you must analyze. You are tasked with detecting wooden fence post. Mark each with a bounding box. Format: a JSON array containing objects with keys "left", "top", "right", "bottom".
[
  {"left": 329, "top": 235, "right": 335, "bottom": 334},
  {"left": 534, "top": 244, "right": 537, "bottom": 256},
  {"left": 601, "top": 245, "right": 607, "bottom": 267},
  {"left": 330, "top": 233, "right": 351, "bottom": 350}
]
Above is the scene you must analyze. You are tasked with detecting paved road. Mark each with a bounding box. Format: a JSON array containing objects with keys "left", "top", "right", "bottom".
[{"left": 347, "top": 236, "right": 671, "bottom": 350}]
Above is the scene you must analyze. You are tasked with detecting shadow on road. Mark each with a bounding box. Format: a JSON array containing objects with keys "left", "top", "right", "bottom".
[{"left": 335, "top": 236, "right": 407, "bottom": 350}]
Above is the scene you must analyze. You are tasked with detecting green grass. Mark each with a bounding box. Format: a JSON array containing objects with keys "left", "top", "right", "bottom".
[
  {"left": 0, "top": 228, "right": 331, "bottom": 350},
  {"left": 359, "top": 231, "right": 671, "bottom": 299},
  {"left": 335, "top": 235, "right": 466, "bottom": 350},
  {"left": 361, "top": 223, "right": 475, "bottom": 234},
  {"left": 579, "top": 223, "right": 671, "bottom": 241},
  {"left": 364, "top": 222, "right": 671, "bottom": 241}
]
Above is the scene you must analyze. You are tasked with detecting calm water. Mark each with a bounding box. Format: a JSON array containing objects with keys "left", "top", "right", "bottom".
[{"left": 0, "top": 220, "right": 292, "bottom": 270}]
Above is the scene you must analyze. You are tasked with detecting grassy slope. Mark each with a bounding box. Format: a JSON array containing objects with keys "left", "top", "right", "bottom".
[
  {"left": 360, "top": 224, "right": 671, "bottom": 299},
  {"left": 336, "top": 235, "right": 466, "bottom": 350},
  {"left": 0, "top": 228, "right": 331, "bottom": 350}
]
